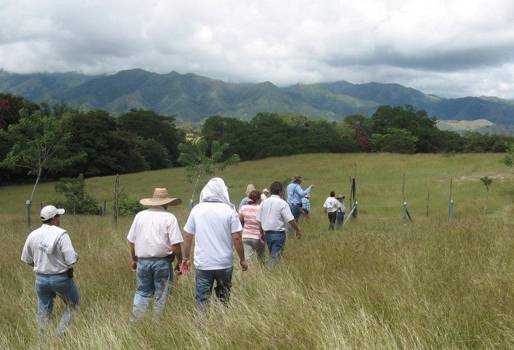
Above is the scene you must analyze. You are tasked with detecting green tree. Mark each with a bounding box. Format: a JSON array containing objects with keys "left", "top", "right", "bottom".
[
  {"left": 504, "top": 142, "right": 513, "bottom": 167},
  {"left": 371, "top": 128, "right": 419, "bottom": 153},
  {"left": 118, "top": 109, "right": 184, "bottom": 163},
  {"left": 178, "top": 137, "right": 240, "bottom": 208},
  {"left": 54, "top": 174, "right": 101, "bottom": 215},
  {"left": 0, "top": 108, "right": 82, "bottom": 228}
]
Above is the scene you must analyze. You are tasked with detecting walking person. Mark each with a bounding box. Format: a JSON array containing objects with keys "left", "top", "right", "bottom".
[
  {"left": 287, "top": 176, "right": 313, "bottom": 222},
  {"left": 239, "top": 184, "right": 256, "bottom": 211},
  {"left": 336, "top": 195, "right": 346, "bottom": 228},
  {"left": 127, "top": 188, "right": 183, "bottom": 321},
  {"left": 258, "top": 181, "right": 301, "bottom": 269},
  {"left": 181, "top": 178, "right": 248, "bottom": 314},
  {"left": 323, "top": 191, "right": 342, "bottom": 230},
  {"left": 21, "top": 205, "right": 79, "bottom": 337},
  {"left": 301, "top": 193, "right": 311, "bottom": 221},
  {"left": 239, "top": 190, "right": 265, "bottom": 264}
]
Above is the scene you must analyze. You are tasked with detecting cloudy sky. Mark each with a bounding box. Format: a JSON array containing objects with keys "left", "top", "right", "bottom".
[{"left": 1, "top": 0, "right": 514, "bottom": 98}]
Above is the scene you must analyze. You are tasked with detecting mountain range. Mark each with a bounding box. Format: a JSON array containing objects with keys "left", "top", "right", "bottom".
[{"left": 1, "top": 68, "right": 514, "bottom": 124}]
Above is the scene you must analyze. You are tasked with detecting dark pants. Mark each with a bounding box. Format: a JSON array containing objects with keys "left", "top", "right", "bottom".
[
  {"left": 195, "top": 267, "right": 233, "bottom": 313},
  {"left": 265, "top": 231, "right": 286, "bottom": 269},
  {"left": 328, "top": 212, "right": 337, "bottom": 230}
]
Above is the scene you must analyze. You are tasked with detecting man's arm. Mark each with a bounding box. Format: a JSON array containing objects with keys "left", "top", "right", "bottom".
[
  {"left": 288, "top": 220, "right": 301, "bottom": 238},
  {"left": 296, "top": 185, "right": 313, "bottom": 197},
  {"left": 171, "top": 243, "right": 182, "bottom": 272},
  {"left": 129, "top": 242, "right": 137, "bottom": 272},
  {"left": 231, "top": 231, "right": 248, "bottom": 271},
  {"left": 60, "top": 234, "right": 79, "bottom": 266},
  {"left": 180, "top": 232, "right": 194, "bottom": 274}
]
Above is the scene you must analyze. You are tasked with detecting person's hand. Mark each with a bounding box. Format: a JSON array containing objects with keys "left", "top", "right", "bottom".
[
  {"left": 174, "top": 262, "right": 182, "bottom": 275},
  {"left": 240, "top": 259, "right": 249, "bottom": 271},
  {"left": 130, "top": 260, "right": 137, "bottom": 272},
  {"left": 180, "top": 259, "right": 191, "bottom": 274}
]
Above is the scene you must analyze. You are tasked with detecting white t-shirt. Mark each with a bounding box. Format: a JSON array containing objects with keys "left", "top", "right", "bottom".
[
  {"left": 183, "top": 202, "right": 243, "bottom": 270},
  {"left": 21, "top": 224, "right": 78, "bottom": 274},
  {"left": 323, "top": 197, "right": 343, "bottom": 213},
  {"left": 127, "top": 207, "right": 183, "bottom": 258},
  {"left": 257, "top": 195, "right": 294, "bottom": 232}
]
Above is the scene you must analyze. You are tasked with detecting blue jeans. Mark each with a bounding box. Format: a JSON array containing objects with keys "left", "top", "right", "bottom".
[
  {"left": 289, "top": 203, "right": 302, "bottom": 222},
  {"left": 132, "top": 257, "right": 173, "bottom": 320},
  {"left": 195, "top": 268, "right": 233, "bottom": 313},
  {"left": 265, "top": 231, "right": 286, "bottom": 269},
  {"left": 35, "top": 272, "right": 79, "bottom": 337},
  {"left": 337, "top": 211, "right": 345, "bottom": 227}
]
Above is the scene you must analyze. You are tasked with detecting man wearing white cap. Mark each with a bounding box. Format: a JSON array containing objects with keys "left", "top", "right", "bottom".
[
  {"left": 127, "top": 188, "right": 183, "bottom": 320},
  {"left": 21, "top": 205, "right": 79, "bottom": 337},
  {"left": 181, "top": 177, "right": 248, "bottom": 314}
]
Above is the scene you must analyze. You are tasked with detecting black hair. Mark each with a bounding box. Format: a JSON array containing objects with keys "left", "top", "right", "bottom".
[
  {"left": 330, "top": 191, "right": 336, "bottom": 197},
  {"left": 270, "top": 181, "right": 283, "bottom": 195}
]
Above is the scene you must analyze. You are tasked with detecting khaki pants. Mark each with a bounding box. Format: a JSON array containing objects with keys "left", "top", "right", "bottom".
[{"left": 243, "top": 238, "right": 265, "bottom": 264}]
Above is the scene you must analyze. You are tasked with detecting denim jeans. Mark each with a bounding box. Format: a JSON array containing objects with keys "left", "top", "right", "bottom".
[
  {"left": 35, "top": 272, "right": 79, "bottom": 337},
  {"left": 337, "top": 211, "right": 345, "bottom": 227},
  {"left": 265, "top": 231, "right": 286, "bottom": 269},
  {"left": 289, "top": 203, "right": 302, "bottom": 222},
  {"left": 195, "top": 267, "right": 233, "bottom": 314},
  {"left": 132, "top": 257, "right": 173, "bottom": 320}
]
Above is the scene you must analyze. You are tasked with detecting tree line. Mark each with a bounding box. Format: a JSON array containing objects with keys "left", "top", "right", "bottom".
[{"left": 1, "top": 93, "right": 513, "bottom": 185}]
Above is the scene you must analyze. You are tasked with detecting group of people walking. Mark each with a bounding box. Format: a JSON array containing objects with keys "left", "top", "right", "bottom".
[{"left": 21, "top": 176, "right": 321, "bottom": 336}]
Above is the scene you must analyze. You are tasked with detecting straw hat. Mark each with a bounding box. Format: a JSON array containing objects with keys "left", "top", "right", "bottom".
[
  {"left": 140, "top": 188, "right": 181, "bottom": 206},
  {"left": 245, "top": 184, "right": 256, "bottom": 195}
]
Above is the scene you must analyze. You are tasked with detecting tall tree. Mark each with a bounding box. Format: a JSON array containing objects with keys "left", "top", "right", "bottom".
[{"left": 0, "top": 108, "right": 82, "bottom": 228}]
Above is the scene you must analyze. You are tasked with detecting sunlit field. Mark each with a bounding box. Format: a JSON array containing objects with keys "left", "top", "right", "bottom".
[{"left": 1, "top": 153, "right": 513, "bottom": 349}]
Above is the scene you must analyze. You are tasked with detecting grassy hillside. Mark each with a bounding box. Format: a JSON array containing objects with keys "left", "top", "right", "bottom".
[{"left": 1, "top": 154, "right": 513, "bottom": 349}]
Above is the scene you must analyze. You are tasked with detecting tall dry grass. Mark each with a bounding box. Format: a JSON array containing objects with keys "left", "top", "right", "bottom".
[{"left": 0, "top": 153, "right": 513, "bottom": 349}]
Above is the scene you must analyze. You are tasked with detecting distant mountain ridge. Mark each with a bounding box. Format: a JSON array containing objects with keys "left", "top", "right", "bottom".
[{"left": 1, "top": 68, "right": 514, "bottom": 124}]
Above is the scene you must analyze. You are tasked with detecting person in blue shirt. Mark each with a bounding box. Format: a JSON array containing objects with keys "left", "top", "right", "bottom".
[{"left": 287, "top": 176, "right": 313, "bottom": 222}]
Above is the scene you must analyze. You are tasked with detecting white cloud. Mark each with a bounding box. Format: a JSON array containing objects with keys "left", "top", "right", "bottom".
[{"left": 1, "top": 0, "right": 514, "bottom": 98}]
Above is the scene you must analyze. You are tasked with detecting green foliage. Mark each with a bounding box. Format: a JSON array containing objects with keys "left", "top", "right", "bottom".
[
  {"left": 371, "top": 128, "right": 419, "bottom": 153},
  {"left": 117, "top": 194, "right": 144, "bottom": 216},
  {"left": 178, "top": 137, "right": 240, "bottom": 182},
  {"left": 118, "top": 109, "right": 183, "bottom": 162},
  {"left": 54, "top": 174, "right": 102, "bottom": 215},
  {"left": 480, "top": 176, "right": 493, "bottom": 191},
  {"left": 504, "top": 142, "right": 514, "bottom": 167},
  {"left": 178, "top": 137, "right": 240, "bottom": 205},
  {"left": 135, "top": 138, "right": 171, "bottom": 170}
]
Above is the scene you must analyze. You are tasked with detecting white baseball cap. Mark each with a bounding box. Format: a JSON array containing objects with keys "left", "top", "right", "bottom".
[{"left": 40, "top": 205, "right": 65, "bottom": 221}]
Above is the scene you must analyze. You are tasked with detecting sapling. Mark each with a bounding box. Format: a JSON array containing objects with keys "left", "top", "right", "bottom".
[
  {"left": 178, "top": 135, "right": 239, "bottom": 208},
  {"left": 480, "top": 176, "right": 493, "bottom": 214}
]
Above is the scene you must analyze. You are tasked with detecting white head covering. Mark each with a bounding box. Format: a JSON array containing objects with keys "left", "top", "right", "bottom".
[{"left": 199, "top": 177, "right": 234, "bottom": 208}]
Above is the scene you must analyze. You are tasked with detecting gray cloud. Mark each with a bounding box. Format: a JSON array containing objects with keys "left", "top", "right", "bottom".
[{"left": 1, "top": 0, "right": 514, "bottom": 98}]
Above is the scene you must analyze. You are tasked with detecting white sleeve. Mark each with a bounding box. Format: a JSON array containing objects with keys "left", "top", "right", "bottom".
[
  {"left": 183, "top": 211, "right": 196, "bottom": 235},
  {"left": 59, "top": 233, "right": 78, "bottom": 266},
  {"left": 230, "top": 210, "right": 243, "bottom": 233},
  {"left": 21, "top": 236, "right": 33, "bottom": 264},
  {"left": 281, "top": 203, "right": 295, "bottom": 223},
  {"left": 127, "top": 215, "right": 138, "bottom": 243},
  {"left": 323, "top": 198, "right": 329, "bottom": 208},
  {"left": 168, "top": 216, "right": 184, "bottom": 244}
]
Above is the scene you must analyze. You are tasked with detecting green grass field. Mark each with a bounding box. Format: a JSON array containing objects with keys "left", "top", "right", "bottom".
[{"left": 1, "top": 153, "right": 513, "bottom": 349}]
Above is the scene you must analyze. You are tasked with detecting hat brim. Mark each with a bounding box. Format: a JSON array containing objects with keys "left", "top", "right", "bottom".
[
  {"left": 139, "top": 197, "right": 181, "bottom": 207},
  {"left": 57, "top": 208, "right": 65, "bottom": 215}
]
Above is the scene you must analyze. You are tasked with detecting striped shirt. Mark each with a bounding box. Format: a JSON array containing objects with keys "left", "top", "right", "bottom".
[{"left": 239, "top": 203, "right": 262, "bottom": 240}]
